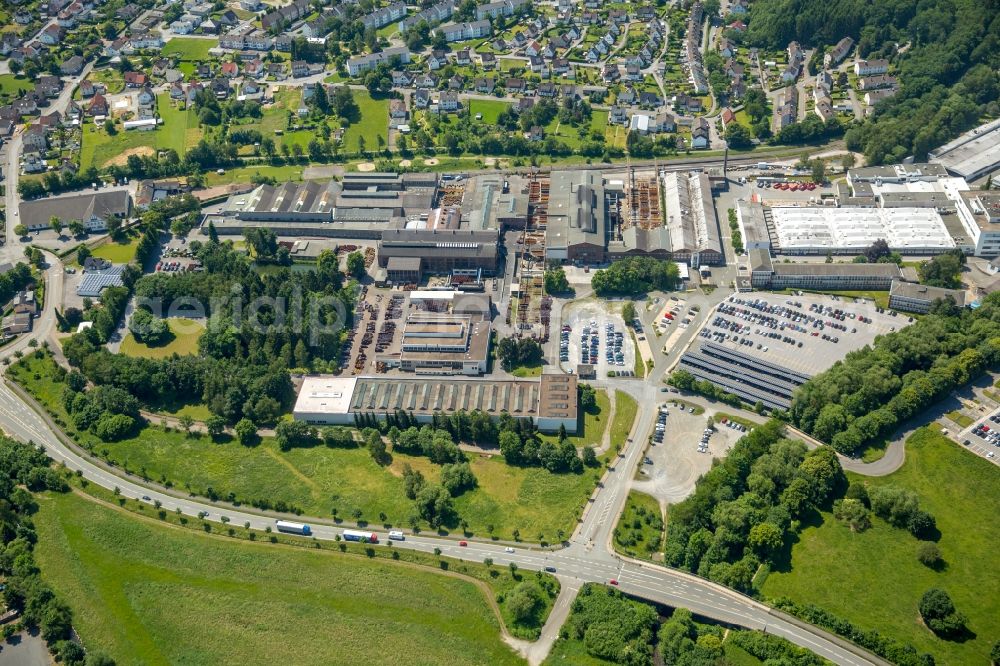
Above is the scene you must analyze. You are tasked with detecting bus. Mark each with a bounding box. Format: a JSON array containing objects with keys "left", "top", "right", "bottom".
[
  {"left": 342, "top": 529, "right": 379, "bottom": 543},
  {"left": 275, "top": 520, "right": 312, "bottom": 536}
]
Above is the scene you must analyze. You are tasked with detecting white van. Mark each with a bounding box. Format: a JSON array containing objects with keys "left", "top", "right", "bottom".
[{"left": 388, "top": 530, "right": 405, "bottom": 541}]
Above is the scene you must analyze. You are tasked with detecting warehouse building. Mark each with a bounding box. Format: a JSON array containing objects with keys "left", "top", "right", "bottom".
[
  {"left": 888, "top": 280, "right": 966, "bottom": 313},
  {"left": 376, "top": 311, "right": 492, "bottom": 375},
  {"left": 19, "top": 190, "right": 131, "bottom": 232},
  {"left": 293, "top": 373, "right": 578, "bottom": 433},
  {"left": 378, "top": 228, "right": 500, "bottom": 278},
  {"left": 929, "top": 118, "right": 1000, "bottom": 182},
  {"left": 661, "top": 171, "right": 724, "bottom": 266},
  {"left": 749, "top": 250, "right": 904, "bottom": 290},
  {"left": 545, "top": 170, "right": 608, "bottom": 263}
]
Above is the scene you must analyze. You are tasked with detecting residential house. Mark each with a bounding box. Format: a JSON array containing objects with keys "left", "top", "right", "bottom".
[
  {"left": 60, "top": 55, "right": 84, "bottom": 75},
  {"left": 691, "top": 118, "right": 710, "bottom": 148},
  {"left": 814, "top": 98, "right": 835, "bottom": 121},
  {"left": 479, "top": 52, "right": 496, "bottom": 69},
  {"left": 854, "top": 58, "right": 889, "bottom": 76},
  {"left": 360, "top": 2, "right": 406, "bottom": 30},
  {"left": 516, "top": 96, "right": 534, "bottom": 113},
  {"left": 455, "top": 49, "right": 470, "bottom": 66},
  {"left": 864, "top": 88, "right": 897, "bottom": 107},
  {"left": 824, "top": 36, "right": 853, "bottom": 68},
  {"left": 88, "top": 93, "right": 109, "bottom": 117},
  {"left": 211, "top": 78, "right": 230, "bottom": 98},
  {"left": 601, "top": 63, "right": 619, "bottom": 83},
  {"left": 448, "top": 74, "right": 464, "bottom": 90},
  {"left": 426, "top": 51, "right": 447, "bottom": 70},
  {"left": 624, "top": 64, "right": 641, "bottom": 82},
  {"left": 124, "top": 71, "right": 148, "bottom": 87},
  {"left": 505, "top": 78, "right": 525, "bottom": 94},
  {"left": 37, "top": 76, "right": 62, "bottom": 98},
  {"left": 245, "top": 59, "right": 265, "bottom": 78},
  {"left": 267, "top": 63, "right": 286, "bottom": 80},
  {"left": 617, "top": 87, "right": 636, "bottom": 105},
  {"left": 291, "top": 60, "right": 309, "bottom": 77},
  {"left": 438, "top": 90, "right": 460, "bottom": 112},
  {"left": 80, "top": 79, "right": 96, "bottom": 98},
  {"left": 538, "top": 82, "right": 556, "bottom": 97},
  {"left": 392, "top": 70, "right": 413, "bottom": 87},
  {"left": 40, "top": 25, "right": 64, "bottom": 45},
  {"left": 414, "top": 88, "right": 430, "bottom": 109},
  {"left": 240, "top": 0, "right": 262, "bottom": 10},
  {"left": 525, "top": 40, "right": 541, "bottom": 57},
  {"left": 389, "top": 98, "right": 408, "bottom": 127},
  {"left": 217, "top": 9, "right": 239, "bottom": 26},
  {"left": 475, "top": 77, "right": 495, "bottom": 94},
  {"left": 415, "top": 73, "right": 438, "bottom": 89},
  {"left": 220, "top": 61, "right": 239, "bottom": 78},
  {"left": 527, "top": 55, "right": 544, "bottom": 73},
  {"left": 609, "top": 105, "right": 627, "bottom": 125},
  {"left": 526, "top": 125, "right": 544, "bottom": 141},
  {"left": 552, "top": 58, "right": 569, "bottom": 74},
  {"left": 719, "top": 38, "right": 735, "bottom": 58},
  {"left": 638, "top": 91, "right": 661, "bottom": 108},
  {"left": 22, "top": 126, "right": 48, "bottom": 153},
  {"left": 169, "top": 81, "right": 186, "bottom": 99}
]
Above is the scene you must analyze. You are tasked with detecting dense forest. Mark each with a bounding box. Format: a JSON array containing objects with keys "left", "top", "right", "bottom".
[
  {"left": 790, "top": 292, "right": 1000, "bottom": 453},
  {"left": 742, "top": 0, "right": 1000, "bottom": 164}
]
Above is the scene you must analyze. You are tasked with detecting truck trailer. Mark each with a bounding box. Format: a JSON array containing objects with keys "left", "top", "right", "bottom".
[
  {"left": 342, "top": 529, "right": 379, "bottom": 543},
  {"left": 275, "top": 520, "right": 312, "bottom": 536}
]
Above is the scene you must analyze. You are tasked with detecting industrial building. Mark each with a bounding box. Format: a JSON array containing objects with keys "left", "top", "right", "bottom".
[
  {"left": 660, "top": 171, "right": 723, "bottom": 266},
  {"left": 207, "top": 173, "right": 439, "bottom": 239},
  {"left": 742, "top": 165, "right": 1000, "bottom": 257},
  {"left": 888, "top": 280, "right": 966, "bottom": 313},
  {"left": 544, "top": 170, "right": 608, "bottom": 263},
  {"left": 293, "top": 373, "right": 579, "bottom": 433},
  {"left": 377, "top": 228, "right": 500, "bottom": 280},
  {"left": 748, "top": 250, "right": 904, "bottom": 290},
  {"left": 376, "top": 310, "right": 492, "bottom": 375},
  {"left": 929, "top": 118, "right": 1000, "bottom": 182}
]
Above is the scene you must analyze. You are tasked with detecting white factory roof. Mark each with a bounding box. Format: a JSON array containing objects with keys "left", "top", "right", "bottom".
[
  {"left": 930, "top": 118, "right": 1000, "bottom": 181},
  {"left": 293, "top": 377, "right": 357, "bottom": 415},
  {"left": 409, "top": 289, "right": 457, "bottom": 301},
  {"left": 771, "top": 206, "right": 955, "bottom": 252}
]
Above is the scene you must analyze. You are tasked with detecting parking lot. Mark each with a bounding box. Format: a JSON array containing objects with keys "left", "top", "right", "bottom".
[
  {"left": 632, "top": 403, "right": 746, "bottom": 503},
  {"left": 961, "top": 417, "right": 1000, "bottom": 463},
  {"left": 697, "top": 292, "right": 902, "bottom": 376},
  {"left": 155, "top": 242, "right": 201, "bottom": 273},
  {"left": 560, "top": 301, "right": 635, "bottom": 377}
]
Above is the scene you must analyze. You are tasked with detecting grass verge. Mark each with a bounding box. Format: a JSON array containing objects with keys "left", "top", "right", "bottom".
[
  {"left": 120, "top": 317, "right": 205, "bottom": 359},
  {"left": 761, "top": 427, "right": 1000, "bottom": 665},
  {"left": 612, "top": 490, "right": 663, "bottom": 561}
]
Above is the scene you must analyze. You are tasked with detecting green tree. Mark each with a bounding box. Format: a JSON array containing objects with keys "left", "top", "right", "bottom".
[
  {"left": 919, "top": 588, "right": 967, "bottom": 638},
  {"left": 544, "top": 267, "right": 569, "bottom": 294},
  {"left": 234, "top": 418, "right": 257, "bottom": 446},
  {"left": 916, "top": 541, "right": 943, "bottom": 569},
  {"left": 205, "top": 415, "right": 226, "bottom": 439},
  {"left": 50, "top": 216, "right": 64, "bottom": 236},
  {"left": 622, "top": 301, "right": 637, "bottom": 324},
  {"left": 346, "top": 251, "right": 366, "bottom": 278},
  {"left": 506, "top": 581, "right": 542, "bottom": 623},
  {"left": 748, "top": 522, "right": 783, "bottom": 556},
  {"left": 13, "top": 224, "right": 27, "bottom": 237}
]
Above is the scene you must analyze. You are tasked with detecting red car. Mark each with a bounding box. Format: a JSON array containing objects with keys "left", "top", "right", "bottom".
[
  {"left": 459, "top": 541, "right": 468, "bottom": 547},
  {"left": 609, "top": 579, "right": 619, "bottom": 586}
]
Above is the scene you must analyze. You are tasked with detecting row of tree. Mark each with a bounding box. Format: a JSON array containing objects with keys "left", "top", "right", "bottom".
[
  {"left": 591, "top": 257, "right": 681, "bottom": 296},
  {"left": 0, "top": 436, "right": 116, "bottom": 665},
  {"left": 791, "top": 293, "right": 1000, "bottom": 453}
]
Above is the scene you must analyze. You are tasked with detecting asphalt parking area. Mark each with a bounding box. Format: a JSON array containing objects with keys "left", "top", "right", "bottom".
[{"left": 560, "top": 300, "right": 635, "bottom": 377}]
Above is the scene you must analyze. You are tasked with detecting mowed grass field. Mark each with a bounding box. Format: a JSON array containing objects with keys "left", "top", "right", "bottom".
[
  {"left": 34, "top": 492, "right": 525, "bottom": 666},
  {"left": 12, "top": 355, "right": 637, "bottom": 541},
  {"left": 342, "top": 91, "right": 389, "bottom": 154},
  {"left": 90, "top": 236, "right": 140, "bottom": 263},
  {"left": 79, "top": 94, "right": 201, "bottom": 169},
  {"left": 469, "top": 98, "right": 511, "bottom": 124},
  {"left": 761, "top": 428, "right": 1000, "bottom": 665},
  {"left": 120, "top": 317, "right": 205, "bottom": 359},
  {"left": 0, "top": 73, "right": 34, "bottom": 96},
  {"left": 162, "top": 36, "right": 216, "bottom": 61}
]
